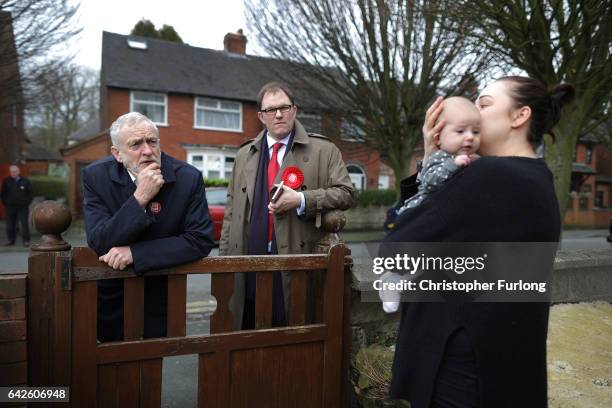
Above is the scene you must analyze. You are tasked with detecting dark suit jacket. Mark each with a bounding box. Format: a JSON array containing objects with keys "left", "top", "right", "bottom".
[
  {"left": 385, "top": 157, "right": 560, "bottom": 408},
  {"left": 82, "top": 153, "right": 213, "bottom": 340},
  {"left": 83, "top": 153, "right": 213, "bottom": 272},
  {"left": 1, "top": 176, "right": 32, "bottom": 207}
]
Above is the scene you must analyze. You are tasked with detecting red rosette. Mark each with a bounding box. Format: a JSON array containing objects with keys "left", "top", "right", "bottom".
[{"left": 281, "top": 166, "right": 304, "bottom": 189}]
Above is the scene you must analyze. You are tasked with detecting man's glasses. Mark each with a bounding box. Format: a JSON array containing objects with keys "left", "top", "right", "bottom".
[{"left": 259, "top": 104, "right": 294, "bottom": 117}]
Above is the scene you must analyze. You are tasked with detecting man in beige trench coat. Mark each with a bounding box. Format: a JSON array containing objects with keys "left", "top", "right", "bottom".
[{"left": 220, "top": 82, "right": 355, "bottom": 330}]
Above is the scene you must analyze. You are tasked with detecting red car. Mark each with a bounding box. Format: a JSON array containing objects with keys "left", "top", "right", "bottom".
[{"left": 205, "top": 187, "right": 227, "bottom": 242}]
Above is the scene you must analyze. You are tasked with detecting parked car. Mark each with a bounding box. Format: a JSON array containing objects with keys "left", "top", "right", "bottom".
[{"left": 205, "top": 187, "right": 227, "bottom": 242}]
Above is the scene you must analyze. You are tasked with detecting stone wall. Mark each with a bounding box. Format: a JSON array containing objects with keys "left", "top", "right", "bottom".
[{"left": 344, "top": 205, "right": 388, "bottom": 231}]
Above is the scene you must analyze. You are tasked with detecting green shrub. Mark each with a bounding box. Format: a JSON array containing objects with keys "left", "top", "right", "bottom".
[
  {"left": 29, "top": 175, "right": 68, "bottom": 200},
  {"left": 203, "top": 178, "right": 230, "bottom": 187},
  {"left": 354, "top": 189, "right": 397, "bottom": 208}
]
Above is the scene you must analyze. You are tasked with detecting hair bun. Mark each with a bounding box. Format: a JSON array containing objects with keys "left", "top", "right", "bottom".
[{"left": 550, "top": 84, "right": 575, "bottom": 109}]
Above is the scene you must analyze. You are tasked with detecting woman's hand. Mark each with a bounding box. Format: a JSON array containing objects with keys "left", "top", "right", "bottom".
[{"left": 422, "top": 96, "right": 445, "bottom": 163}]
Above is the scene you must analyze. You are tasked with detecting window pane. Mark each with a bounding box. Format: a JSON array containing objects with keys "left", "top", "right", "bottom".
[
  {"left": 133, "top": 91, "right": 165, "bottom": 103},
  {"left": 195, "top": 109, "right": 206, "bottom": 127},
  {"left": 201, "top": 98, "right": 218, "bottom": 108},
  {"left": 224, "top": 157, "right": 234, "bottom": 180},
  {"left": 207, "top": 155, "right": 221, "bottom": 179},
  {"left": 203, "top": 110, "right": 240, "bottom": 130},
  {"left": 220, "top": 101, "right": 240, "bottom": 111},
  {"left": 133, "top": 102, "right": 165, "bottom": 123}
]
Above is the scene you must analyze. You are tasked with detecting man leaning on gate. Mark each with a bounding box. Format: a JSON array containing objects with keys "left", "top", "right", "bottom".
[{"left": 82, "top": 112, "right": 214, "bottom": 342}]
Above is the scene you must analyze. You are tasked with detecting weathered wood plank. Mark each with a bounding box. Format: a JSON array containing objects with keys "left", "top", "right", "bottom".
[
  {"left": 140, "top": 359, "right": 163, "bottom": 407},
  {"left": 0, "top": 341, "right": 26, "bottom": 364},
  {"left": 97, "top": 325, "right": 327, "bottom": 364},
  {"left": 289, "top": 270, "right": 306, "bottom": 326},
  {"left": 0, "top": 298, "right": 25, "bottom": 321},
  {"left": 210, "top": 274, "right": 234, "bottom": 334},
  {"left": 124, "top": 277, "right": 144, "bottom": 340},
  {"left": 322, "top": 245, "right": 347, "bottom": 408},
  {"left": 0, "top": 320, "right": 26, "bottom": 342},
  {"left": 116, "top": 362, "right": 140, "bottom": 408},
  {"left": 52, "top": 253, "right": 72, "bottom": 388},
  {"left": 167, "top": 275, "right": 186, "bottom": 337},
  {"left": 255, "top": 272, "right": 273, "bottom": 329},
  {"left": 71, "top": 281, "right": 97, "bottom": 405},
  {"left": 72, "top": 254, "right": 331, "bottom": 282},
  {"left": 198, "top": 351, "right": 229, "bottom": 408},
  {"left": 0, "top": 274, "right": 26, "bottom": 299},
  {"left": 27, "top": 252, "right": 53, "bottom": 386},
  {"left": 97, "top": 364, "right": 117, "bottom": 408}
]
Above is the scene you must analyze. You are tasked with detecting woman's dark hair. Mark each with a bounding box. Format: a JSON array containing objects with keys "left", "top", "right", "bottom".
[{"left": 498, "top": 76, "right": 575, "bottom": 145}]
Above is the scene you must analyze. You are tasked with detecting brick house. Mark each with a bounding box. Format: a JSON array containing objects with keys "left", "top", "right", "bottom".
[
  {"left": 63, "top": 30, "right": 386, "bottom": 216},
  {"left": 565, "top": 134, "right": 612, "bottom": 228}
]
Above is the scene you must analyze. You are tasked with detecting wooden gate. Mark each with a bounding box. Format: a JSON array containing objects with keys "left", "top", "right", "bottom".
[{"left": 27, "top": 244, "right": 351, "bottom": 407}]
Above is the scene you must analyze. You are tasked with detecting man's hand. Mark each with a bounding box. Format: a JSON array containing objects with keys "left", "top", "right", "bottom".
[
  {"left": 268, "top": 185, "right": 301, "bottom": 214},
  {"left": 134, "top": 163, "right": 164, "bottom": 207},
  {"left": 99, "top": 246, "right": 134, "bottom": 270}
]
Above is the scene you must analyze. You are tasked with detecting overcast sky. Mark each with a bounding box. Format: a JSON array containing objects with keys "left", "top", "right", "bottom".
[{"left": 60, "top": 0, "right": 260, "bottom": 70}]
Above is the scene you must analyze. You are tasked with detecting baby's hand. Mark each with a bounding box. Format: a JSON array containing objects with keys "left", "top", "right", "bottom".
[
  {"left": 454, "top": 154, "right": 471, "bottom": 167},
  {"left": 468, "top": 153, "right": 480, "bottom": 161}
]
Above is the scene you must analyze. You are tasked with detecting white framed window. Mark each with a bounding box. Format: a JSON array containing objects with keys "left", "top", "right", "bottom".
[
  {"left": 187, "top": 149, "right": 236, "bottom": 180},
  {"left": 130, "top": 91, "right": 168, "bottom": 125},
  {"left": 347, "top": 164, "right": 366, "bottom": 190},
  {"left": 194, "top": 97, "right": 242, "bottom": 132},
  {"left": 378, "top": 175, "right": 390, "bottom": 189}
]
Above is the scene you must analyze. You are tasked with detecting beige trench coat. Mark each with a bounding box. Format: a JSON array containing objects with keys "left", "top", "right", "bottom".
[{"left": 219, "top": 120, "right": 355, "bottom": 329}]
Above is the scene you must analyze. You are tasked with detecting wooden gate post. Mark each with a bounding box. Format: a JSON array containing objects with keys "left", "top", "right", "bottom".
[
  {"left": 27, "top": 200, "right": 73, "bottom": 391},
  {"left": 314, "top": 210, "right": 352, "bottom": 408}
]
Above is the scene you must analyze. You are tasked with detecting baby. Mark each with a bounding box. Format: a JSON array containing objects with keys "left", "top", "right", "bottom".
[
  {"left": 380, "top": 97, "right": 481, "bottom": 313},
  {"left": 397, "top": 96, "right": 481, "bottom": 214}
]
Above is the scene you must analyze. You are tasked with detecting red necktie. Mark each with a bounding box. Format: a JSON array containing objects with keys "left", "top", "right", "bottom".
[{"left": 268, "top": 142, "right": 283, "bottom": 243}]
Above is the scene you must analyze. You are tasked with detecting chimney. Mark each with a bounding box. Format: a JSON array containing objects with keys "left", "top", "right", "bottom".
[{"left": 223, "top": 29, "right": 247, "bottom": 54}]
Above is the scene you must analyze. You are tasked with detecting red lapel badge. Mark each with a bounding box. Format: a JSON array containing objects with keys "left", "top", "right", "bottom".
[
  {"left": 281, "top": 166, "right": 304, "bottom": 189},
  {"left": 150, "top": 202, "right": 162, "bottom": 214}
]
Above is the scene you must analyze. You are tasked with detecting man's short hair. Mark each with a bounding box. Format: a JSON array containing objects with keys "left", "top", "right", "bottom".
[
  {"left": 109, "top": 112, "right": 159, "bottom": 147},
  {"left": 257, "top": 82, "right": 295, "bottom": 110}
]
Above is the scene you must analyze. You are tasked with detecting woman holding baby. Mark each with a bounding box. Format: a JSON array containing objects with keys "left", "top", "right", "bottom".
[{"left": 385, "top": 76, "right": 575, "bottom": 407}]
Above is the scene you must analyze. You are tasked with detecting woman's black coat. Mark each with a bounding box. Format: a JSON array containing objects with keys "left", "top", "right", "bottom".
[{"left": 385, "top": 156, "right": 560, "bottom": 408}]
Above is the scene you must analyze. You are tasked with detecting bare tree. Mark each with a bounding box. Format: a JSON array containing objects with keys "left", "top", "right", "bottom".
[
  {"left": 27, "top": 62, "right": 99, "bottom": 150},
  {"left": 445, "top": 0, "right": 612, "bottom": 217},
  {"left": 245, "top": 0, "right": 492, "bottom": 192},
  {"left": 0, "top": 0, "right": 81, "bottom": 110}
]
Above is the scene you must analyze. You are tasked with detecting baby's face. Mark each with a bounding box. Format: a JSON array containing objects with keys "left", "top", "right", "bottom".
[{"left": 437, "top": 100, "right": 481, "bottom": 155}]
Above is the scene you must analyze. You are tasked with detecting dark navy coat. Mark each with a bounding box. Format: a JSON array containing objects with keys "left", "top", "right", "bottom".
[
  {"left": 386, "top": 157, "right": 560, "bottom": 408},
  {"left": 82, "top": 153, "right": 213, "bottom": 340}
]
